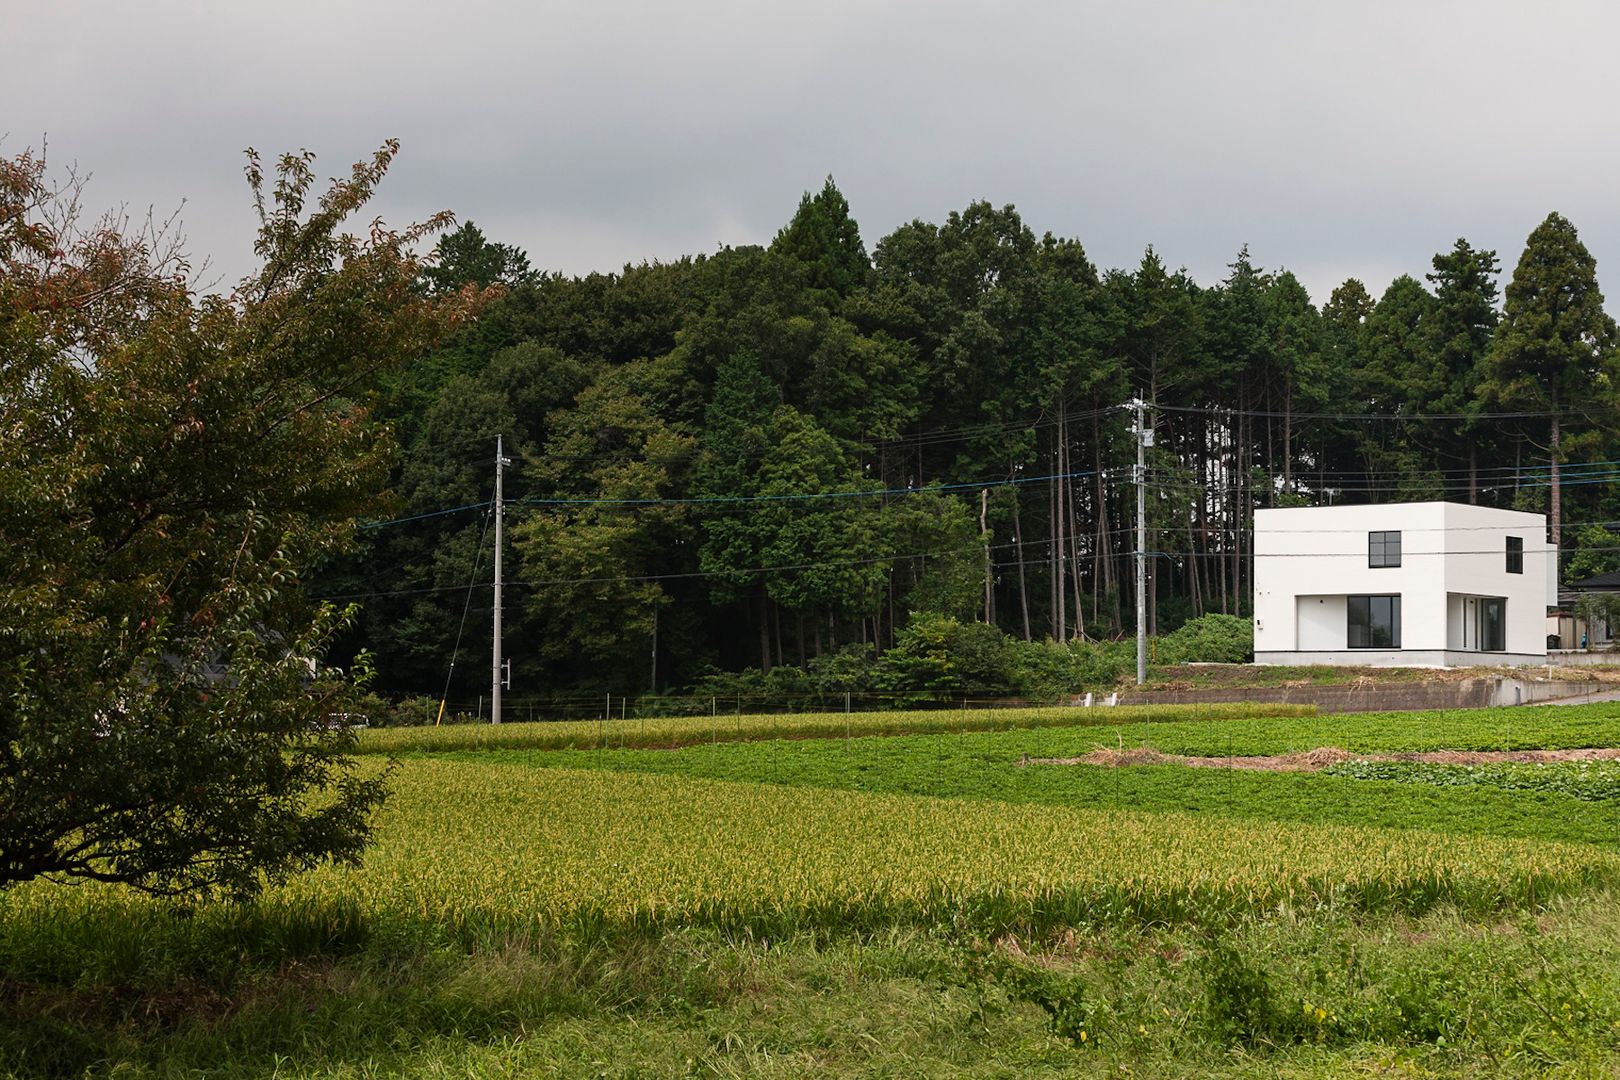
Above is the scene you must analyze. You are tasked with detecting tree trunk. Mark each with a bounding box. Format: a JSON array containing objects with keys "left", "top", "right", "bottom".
[
  {"left": 1550, "top": 405, "right": 1562, "bottom": 549},
  {"left": 1049, "top": 403, "right": 1062, "bottom": 641},
  {"left": 1048, "top": 435, "right": 1058, "bottom": 640},
  {"left": 1067, "top": 425, "right": 1084, "bottom": 639},
  {"left": 757, "top": 584, "right": 772, "bottom": 673},
  {"left": 1092, "top": 404, "right": 1114, "bottom": 629},
  {"left": 1283, "top": 381, "right": 1293, "bottom": 495},
  {"left": 772, "top": 598, "right": 783, "bottom": 672},
  {"left": 1012, "top": 485, "right": 1032, "bottom": 641},
  {"left": 980, "top": 487, "right": 993, "bottom": 624}
]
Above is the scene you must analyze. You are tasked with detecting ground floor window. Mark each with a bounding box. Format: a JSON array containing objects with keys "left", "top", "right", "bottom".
[
  {"left": 1348, "top": 594, "right": 1401, "bottom": 648},
  {"left": 1481, "top": 597, "right": 1505, "bottom": 652},
  {"left": 1461, "top": 595, "right": 1507, "bottom": 651}
]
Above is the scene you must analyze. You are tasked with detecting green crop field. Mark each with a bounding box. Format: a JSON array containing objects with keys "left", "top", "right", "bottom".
[
  {"left": 12, "top": 701, "right": 1620, "bottom": 1076},
  {"left": 356, "top": 700, "right": 1314, "bottom": 754}
]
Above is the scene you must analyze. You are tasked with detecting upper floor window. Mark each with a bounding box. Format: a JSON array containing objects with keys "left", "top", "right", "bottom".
[
  {"left": 1506, "top": 536, "right": 1524, "bottom": 574},
  {"left": 1368, "top": 531, "right": 1401, "bottom": 568}
]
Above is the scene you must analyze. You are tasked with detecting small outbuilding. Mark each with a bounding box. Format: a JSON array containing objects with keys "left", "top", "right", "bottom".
[{"left": 1252, "top": 501, "right": 1556, "bottom": 667}]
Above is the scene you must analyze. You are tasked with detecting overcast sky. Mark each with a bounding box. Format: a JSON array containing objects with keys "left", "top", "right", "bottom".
[{"left": 5, "top": 1, "right": 1618, "bottom": 304}]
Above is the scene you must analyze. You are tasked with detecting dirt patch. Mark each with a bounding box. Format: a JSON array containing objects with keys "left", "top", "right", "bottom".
[{"left": 1022, "top": 745, "right": 1620, "bottom": 773}]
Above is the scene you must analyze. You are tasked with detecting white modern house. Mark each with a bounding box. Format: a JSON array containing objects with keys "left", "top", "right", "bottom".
[{"left": 1253, "top": 502, "right": 1557, "bottom": 667}]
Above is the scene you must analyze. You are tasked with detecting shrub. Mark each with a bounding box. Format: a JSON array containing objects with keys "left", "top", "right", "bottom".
[
  {"left": 876, "top": 614, "right": 1017, "bottom": 700},
  {"left": 1157, "top": 613, "right": 1253, "bottom": 665}
]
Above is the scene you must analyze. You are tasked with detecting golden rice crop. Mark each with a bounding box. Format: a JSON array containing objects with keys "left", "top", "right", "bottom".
[
  {"left": 9, "top": 760, "right": 1612, "bottom": 949},
  {"left": 279, "top": 760, "right": 1618, "bottom": 937},
  {"left": 358, "top": 702, "right": 1315, "bottom": 755}
]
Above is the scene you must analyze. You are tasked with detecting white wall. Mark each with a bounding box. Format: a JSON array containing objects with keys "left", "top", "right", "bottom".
[
  {"left": 1295, "top": 595, "right": 1346, "bottom": 650},
  {"left": 1439, "top": 503, "right": 1555, "bottom": 657},
  {"left": 1254, "top": 501, "right": 1553, "bottom": 664},
  {"left": 1447, "top": 593, "right": 1465, "bottom": 650},
  {"left": 1254, "top": 502, "right": 1447, "bottom": 653}
]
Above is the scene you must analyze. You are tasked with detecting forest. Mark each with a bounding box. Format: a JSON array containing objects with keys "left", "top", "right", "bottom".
[{"left": 312, "top": 180, "right": 1620, "bottom": 709}]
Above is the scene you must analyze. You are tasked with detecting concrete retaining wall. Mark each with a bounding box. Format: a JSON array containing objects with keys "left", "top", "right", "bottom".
[{"left": 1547, "top": 650, "right": 1620, "bottom": 668}]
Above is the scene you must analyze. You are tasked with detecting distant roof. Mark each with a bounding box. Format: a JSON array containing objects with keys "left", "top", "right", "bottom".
[{"left": 1569, "top": 571, "right": 1620, "bottom": 591}]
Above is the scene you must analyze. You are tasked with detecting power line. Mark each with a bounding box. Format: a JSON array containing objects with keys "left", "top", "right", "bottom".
[
  {"left": 512, "top": 469, "right": 1099, "bottom": 508},
  {"left": 438, "top": 502, "right": 494, "bottom": 726},
  {"left": 1151, "top": 402, "right": 1580, "bottom": 422},
  {"left": 358, "top": 501, "right": 492, "bottom": 529}
]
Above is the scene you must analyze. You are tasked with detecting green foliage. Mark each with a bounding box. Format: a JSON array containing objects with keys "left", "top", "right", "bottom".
[
  {"left": 420, "top": 220, "right": 535, "bottom": 295},
  {"left": 1155, "top": 614, "right": 1253, "bottom": 664},
  {"left": 1323, "top": 758, "right": 1620, "bottom": 802},
  {"left": 771, "top": 176, "right": 870, "bottom": 298},
  {"left": 1566, "top": 522, "right": 1620, "bottom": 582},
  {"left": 1195, "top": 934, "right": 1302, "bottom": 1046},
  {"left": 318, "top": 184, "right": 1620, "bottom": 706},
  {"left": 0, "top": 144, "right": 467, "bottom": 896},
  {"left": 513, "top": 701, "right": 1620, "bottom": 849},
  {"left": 877, "top": 614, "right": 1018, "bottom": 697}
]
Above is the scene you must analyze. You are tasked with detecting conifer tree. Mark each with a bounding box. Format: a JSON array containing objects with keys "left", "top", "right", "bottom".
[{"left": 1482, "top": 213, "right": 1618, "bottom": 546}]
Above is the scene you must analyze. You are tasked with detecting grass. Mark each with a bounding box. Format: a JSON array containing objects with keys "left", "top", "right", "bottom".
[
  {"left": 428, "top": 701, "right": 1620, "bottom": 849},
  {"left": 470, "top": 739, "right": 1620, "bottom": 852},
  {"left": 6, "top": 755, "right": 1620, "bottom": 1077},
  {"left": 12, "top": 901, "right": 1620, "bottom": 1077},
  {"left": 11, "top": 761, "right": 1599, "bottom": 953},
  {"left": 13, "top": 700, "right": 1620, "bottom": 1076},
  {"left": 357, "top": 700, "right": 1315, "bottom": 754}
]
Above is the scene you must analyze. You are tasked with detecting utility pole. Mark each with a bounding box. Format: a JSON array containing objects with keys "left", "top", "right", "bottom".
[
  {"left": 1134, "top": 398, "right": 1150, "bottom": 686},
  {"left": 492, "top": 434, "right": 511, "bottom": 724}
]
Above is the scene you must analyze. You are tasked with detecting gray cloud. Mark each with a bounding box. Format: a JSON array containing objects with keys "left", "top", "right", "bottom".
[{"left": 6, "top": 0, "right": 1618, "bottom": 303}]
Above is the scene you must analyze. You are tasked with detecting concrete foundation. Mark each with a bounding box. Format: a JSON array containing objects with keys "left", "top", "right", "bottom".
[
  {"left": 1115, "top": 676, "right": 1598, "bottom": 713},
  {"left": 1255, "top": 650, "right": 1547, "bottom": 668}
]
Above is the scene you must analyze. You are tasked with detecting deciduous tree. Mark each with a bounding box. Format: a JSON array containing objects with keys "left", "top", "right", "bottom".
[{"left": 0, "top": 144, "right": 472, "bottom": 895}]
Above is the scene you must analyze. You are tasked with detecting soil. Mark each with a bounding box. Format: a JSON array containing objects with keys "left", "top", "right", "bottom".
[{"left": 1021, "top": 745, "right": 1620, "bottom": 773}]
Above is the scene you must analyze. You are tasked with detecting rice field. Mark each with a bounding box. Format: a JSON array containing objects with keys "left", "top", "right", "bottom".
[
  {"left": 10, "top": 758, "right": 1613, "bottom": 955},
  {"left": 356, "top": 701, "right": 1314, "bottom": 755},
  {"left": 14, "top": 704, "right": 1620, "bottom": 1076}
]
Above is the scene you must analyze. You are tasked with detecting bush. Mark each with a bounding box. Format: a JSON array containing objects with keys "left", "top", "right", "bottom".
[
  {"left": 876, "top": 614, "right": 1017, "bottom": 700},
  {"left": 1157, "top": 614, "right": 1253, "bottom": 665},
  {"left": 387, "top": 695, "right": 444, "bottom": 727}
]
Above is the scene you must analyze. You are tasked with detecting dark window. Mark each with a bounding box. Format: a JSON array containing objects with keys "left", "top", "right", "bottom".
[
  {"left": 1369, "top": 531, "right": 1402, "bottom": 568},
  {"left": 1481, "top": 597, "right": 1506, "bottom": 651},
  {"left": 1348, "top": 594, "right": 1402, "bottom": 648},
  {"left": 1506, "top": 536, "right": 1523, "bottom": 574}
]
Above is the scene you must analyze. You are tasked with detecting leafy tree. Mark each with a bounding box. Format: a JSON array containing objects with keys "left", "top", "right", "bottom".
[
  {"left": 511, "top": 359, "right": 696, "bottom": 684},
  {"left": 1481, "top": 212, "right": 1619, "bottom": 546},
  {"left": 0, "top": 144, "right": 470, "bottom": 895}
]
